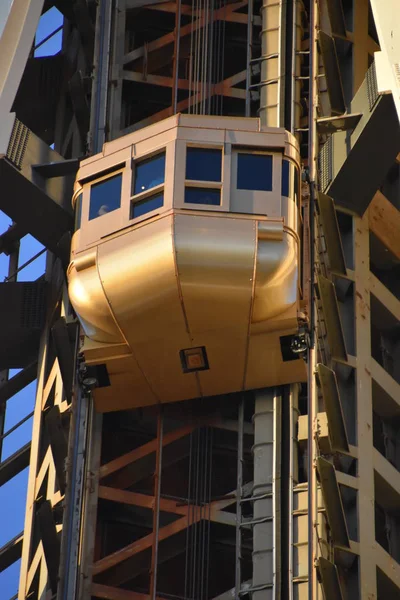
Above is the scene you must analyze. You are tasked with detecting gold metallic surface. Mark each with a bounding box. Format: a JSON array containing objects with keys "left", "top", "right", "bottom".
[
  {"left": 67, "top": 116, "right": 306, "bottom": 411},
  {"left": 97, "top": 216, "right": 200, "bottom": 404},
  {"left": 174, "top": 213, "right": 256, "bottom": 397},
  {"left": 253, "top": 223, "right": 298, "bottom": 323},
  {"left": 68, "top": 210, "right": 305, "bottom": 410},
  {"left": 67, "top": 252, "right": 125, "bottom": 344}
]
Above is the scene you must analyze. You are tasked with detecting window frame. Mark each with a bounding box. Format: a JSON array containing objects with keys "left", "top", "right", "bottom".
[
  {"left": 77, "top": 155, "right": 130, "bottom": 251},
  {"left": 230, "top": 148, "right": 279, "bottom": 217},
  {"left": 72, "top": 187, "right": 83, "bottom": 233},
  {"left": 130, "top": 150, "right": 166, "bottom": 222},
  {"left": 88, "top": 169, "right": 124, "bottom": 222},
  {"left": 183, "top": 144, "right": 224, "bottom": 210},
  {"left": 236, "top": 151, "right": 274, "bottom": 192}
]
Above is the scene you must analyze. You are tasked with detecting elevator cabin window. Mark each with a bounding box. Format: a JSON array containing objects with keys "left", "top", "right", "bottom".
[
  {"left": 131, "top": 152, "right": 165, "bottom": 219},
  {"left": 89, "top": 173, "right": 122, "bottom": 221},
  {"left": 185, "top": 147, "right": 222, "bottom": 206},
  {"left": 282, "top": 159, "right": 290, "bottom": 197},
  {"left": 74, "top": 193, "right": 82, "bottom": 230},
  {"left": 281, "top": 159, "right": 300, "bottom": 206},
  {"left": 237, "top": 153, "right": 273, "bottom": 191}
]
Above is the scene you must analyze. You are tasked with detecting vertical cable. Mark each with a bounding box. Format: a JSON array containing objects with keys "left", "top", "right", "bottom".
[
  {"left": 245, "top": 0, "right": 254, "bottom": 116},
  {"left": 173, "top": 0, "right": 182, "bottom": 114},
  {"left": 203, "top": 0, "right": 210, "bottom": 114},
  {"left": 150, "top": 408, "right": 163, "bottom": 600},
  {"left": 184, "top": 431, "right": 193, "bottom": 599},
  {"left": 205, "top": 427, "right": 213, "bottom": 598},
  {"left": 194, "top": 0, "right": 201, "bottom": 113},
  {"left": 235, "top": 398, "right": 244, "bottom": 597},
  {"left": 200, "top": 427, "right": 207, "bottom": 599},
  {"left": 220, "top": 0, "right": 227, "bottom": 115},
  {"left": 188, "top": 0, "right": 195, "bottom": 113},
  {"left": 206, "top": 0, "right": 215, "bottom": 114}
]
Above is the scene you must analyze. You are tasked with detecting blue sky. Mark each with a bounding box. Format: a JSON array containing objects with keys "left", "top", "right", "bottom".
[{"left": 0, "top": 5, "right": 64, "bottom": 597}]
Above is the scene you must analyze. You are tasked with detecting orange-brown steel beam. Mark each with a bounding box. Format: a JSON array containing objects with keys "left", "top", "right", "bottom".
[
  {"left": 99, "top": 424, "right": 195, "bottom": 479},
  {"left": 92, "top": 515, "right": 194, "bottom": 575},
  {"left": 129, "top": 71, "right": 247, "bottom": 132},
  {"left": 122, "top": 71, "right": 247, "bottom": 99},
  {"left": 123, "top": 0, "right": 247, "bottom": 65},
  {"left": 147, "top": 1, "right": 249, "bottom": 23},
  {"left": 98, "top": 485, "right": 236, "bottom": 519},
  {"left": 92, "top": 583, "right": 163, "bottom": 600}
]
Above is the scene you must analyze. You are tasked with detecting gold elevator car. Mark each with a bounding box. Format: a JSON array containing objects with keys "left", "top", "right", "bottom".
[{"left": 68, "top": 115, "right": 307, "bottom": 412}]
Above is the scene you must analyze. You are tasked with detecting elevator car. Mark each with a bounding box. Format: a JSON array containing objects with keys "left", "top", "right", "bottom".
[{"left": 67, "top": 114, "right": 307, "bottom": 411}]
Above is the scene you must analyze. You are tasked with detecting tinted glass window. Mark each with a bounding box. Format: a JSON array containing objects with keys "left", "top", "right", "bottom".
[
  {"left": 134, "top": 154, "right": 165, "bottom": 195},
  {"left": 74, "top": 193, "right": 82, "bottom": 230},
  {"left": 186, "top": 148, "right": 222, "bottom": 182},
  {"left": 131, "top": 192, "right": 163, "bottom": 219},
  {"left": 184, "top": 187, "right": 221, "bottom": 206},
  {"left": 294, "top": 166, "right": 299, "bottom": 205},
  {"left": 282, "top": 159, "right": 290, "bottom": 197},
  {"left": 89, "top": 173, "right": 122, "bottom": 221},
  {"left": 237, "top": 154, "right": 273, "bottom": 191}
]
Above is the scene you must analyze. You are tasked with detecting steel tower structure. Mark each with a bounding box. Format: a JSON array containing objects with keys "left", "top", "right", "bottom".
[{"left": 0, "top": 1, "right": 400, "bottom": 600}]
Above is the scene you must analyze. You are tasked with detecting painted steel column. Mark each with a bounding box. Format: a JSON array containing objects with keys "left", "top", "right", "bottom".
[
  {"left": 288, "top": 384, "right": 299, "bottom": 594},
  {"left": 89, "top": 0, "right": 113, "bottom": 153},
  {"left": 0, "top": 0, "right": 45, "bottom": 152},
  {"left": 259, "top": 0, "right": 283, "bottom": 127},
  {"left": 354, "top": 211, "right": 377, "bottom": 596},
  {"left": 77, "top": 406, "right": 102, "bottom": 600},
  {"left": 57, "top": 384, "right": 90, "bottom": 600},
  {"left": 252, "top": 388, "right": 281, "bottom": 600},
  {"left": 108, "top": 0, "right": 126, "bottom": 140},
  {"left": 307, "top": 1, "right": 319, "bottom": 598},
  {"left": 291, "top": 0, "right": 303, "bottom": 135}
]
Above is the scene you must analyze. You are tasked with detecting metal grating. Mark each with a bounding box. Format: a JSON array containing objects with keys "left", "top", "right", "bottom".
[
  {"left": 317, "top": 192, "right": 347, "bottom": 276},
  {"left": 21, "top": 282, "right": 46, "bottom": 329},
  {"left": 395, "top": 63, "right": 400, "bottom": 87},
  {"left": 6, "top": 118, "right": 30, "bottom": 170},
  {"left": 366, "top": 62, "right": 378, "bottom": 111},
  {"left": 318, "top": 136, "right": 333, "bottom": 192}
]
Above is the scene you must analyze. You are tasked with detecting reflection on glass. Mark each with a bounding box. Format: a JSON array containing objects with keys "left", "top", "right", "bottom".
[
  {"left": 131, "top": 193, "right": 164, "bottom": 219},
  {"left": 74, "top": 193, "right": 82, "bottom": 230},
  {"left": 294, "top": 166, "right": 299, "bottom": 205},
  {"left": 186, "top": 148, "right": 222, "bottom": 182},
  {"left": 282, "top": 159, "right": 290, "bottom": 197},
  {"left": 89, "top": 174, "right": 122, "bottom": 221},
  {"left": 134, "top": 154, "right": 165, "bottom": 195},
  {"left": 184, "top": 187, "right": 221, "bottom": 206},
  {"left": 237, "top": 153, "right": 273, "bottom": 191}
]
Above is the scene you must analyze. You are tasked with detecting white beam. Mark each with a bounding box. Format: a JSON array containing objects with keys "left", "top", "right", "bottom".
[
  {"left": 370, "top": 0, "right": 400, "bottom": 124},
  {"left": 0, "top": 0, "right": 45, "bottom": 152}
]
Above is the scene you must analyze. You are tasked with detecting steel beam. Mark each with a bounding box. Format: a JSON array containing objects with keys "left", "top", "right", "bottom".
[
  {"left": 0, "top": 532, "right": 23, "bottom": 573},
  {"left": 99, "top": 424, "right": 195, "bottom": 480},
  {"left": 0, "top": 442, "right": 30, "bottom": 487},
  {"left": 0, "top": 0, "right": 45, "bottom": 152}
]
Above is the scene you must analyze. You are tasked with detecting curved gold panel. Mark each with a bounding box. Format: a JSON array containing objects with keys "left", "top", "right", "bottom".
[
  {"left": 97, "top": 216, "right": 200, "bottom": 403},
  {"left": 252, "top": 224, "right": 298, "bottom": 323},
  {"left": 69, "top": 210, "right": 305, "bottom": 409},
  {"left": 68, "top": 251, "right": 125, "bottom": 344},
  {"left": 174, "top": 213, "right": 256, "bottom": 397}
]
